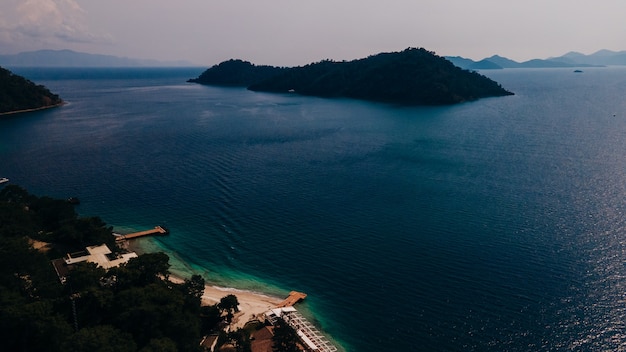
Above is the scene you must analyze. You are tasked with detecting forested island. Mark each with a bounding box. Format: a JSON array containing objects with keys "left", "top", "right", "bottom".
[
  {"left": 0, "top": 185, "right": 302, "bottom": 352},
  {"left": 189, "top": 48, "right": 513, "bottom": 105},
  {"left": 0, "top": 66, "right": 63, "bottom": 115}
]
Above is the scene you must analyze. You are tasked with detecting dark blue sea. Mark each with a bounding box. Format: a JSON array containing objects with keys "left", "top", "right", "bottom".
[{"left": 3, "top": 66, "right": 626, "bottom": 351}]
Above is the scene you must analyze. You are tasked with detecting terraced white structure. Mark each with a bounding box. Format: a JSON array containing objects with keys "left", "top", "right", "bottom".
[{"left": 265, "top": 306, "right": 338, "bottom": 352}]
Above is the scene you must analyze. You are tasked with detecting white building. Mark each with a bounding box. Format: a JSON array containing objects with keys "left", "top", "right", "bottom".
[{"left": 64, "top": 244, "right": 138, "bottom": 269}]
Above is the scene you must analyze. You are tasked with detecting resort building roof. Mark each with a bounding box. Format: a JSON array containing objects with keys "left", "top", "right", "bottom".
[
  {"left": 64, "top": 244, "right": 138, "bottom": 269},
  {"left": 52, "top": 244, "right": 138, "bottom": 283}
]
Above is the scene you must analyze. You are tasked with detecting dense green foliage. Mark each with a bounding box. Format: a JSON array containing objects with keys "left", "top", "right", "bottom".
[
  {"left": 188, "top": 59, "right": 285, "bottom": 86},
  {"left": 249, "top": 48, "right": 513, "bottom": 104},
  {"left": 272, "top": 317, "right": 300, "bottom": 352},
  {"left": 217, "top": 293, "right": 239, "bottom": 324},
  {"left": 190, "top": 48, "right": 513, "bottom": 105},
  {"left": 0, "top": 66, "right": 63, "bottom": 114},
  {"left": 0, "top": 185, "right": 115, "bottom": 250},
  {"left": 0, "top": 186, "right": 243, "bottom": 351}
]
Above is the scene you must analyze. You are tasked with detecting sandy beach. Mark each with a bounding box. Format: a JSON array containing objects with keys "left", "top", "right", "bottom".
[
  {"left": 169, "top": 275, "right": 282, "bottom": 329},
  {"left": 126, "top": 238, "right": 285, "bottom": 329}
]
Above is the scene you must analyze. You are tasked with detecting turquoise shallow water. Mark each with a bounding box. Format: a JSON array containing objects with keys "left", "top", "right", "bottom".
[{"left": 3, "top": 66, "right": 626, "bottom": 351}]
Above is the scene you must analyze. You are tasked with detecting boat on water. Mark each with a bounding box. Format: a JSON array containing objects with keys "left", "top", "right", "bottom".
[{"left": 0, "top": 177, "right": 9, "bottom": 185}]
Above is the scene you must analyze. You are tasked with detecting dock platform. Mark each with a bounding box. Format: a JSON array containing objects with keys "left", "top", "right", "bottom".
[
  {"left": 115, "top": 226, "right": 169, "bottom": 241},
  {"left": 277, "top": 291, "right": 307, "bottom": 308}
]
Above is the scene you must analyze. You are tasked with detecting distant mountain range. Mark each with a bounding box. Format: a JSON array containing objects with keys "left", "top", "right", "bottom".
[
  {"left": 0, "top": 49, "right": 194, "bottom": 67},
  {"left": 3, "top": 48, "right": 625, "bottom": 70},
  {"left": 446, "top": 50, "right": 626, "bottom": 70}
]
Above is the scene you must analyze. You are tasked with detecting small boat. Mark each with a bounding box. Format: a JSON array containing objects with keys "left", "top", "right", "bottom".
[
  {"left": 0, "top": 177, "right": 9, "bottom": 184},
  {"left": 67, "top": 197, "right": 80, "bottom": 205},
  {"left": 574, "top": 69, "right": 583, "bottom": 73}
]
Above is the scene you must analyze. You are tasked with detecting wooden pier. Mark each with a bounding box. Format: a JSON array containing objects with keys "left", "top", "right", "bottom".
[
  {"left": 115, "top": 226, "right": 169, "bottom": 241},
  {"left": 277, "top": 291, "right": 307, "bottom": 308}
]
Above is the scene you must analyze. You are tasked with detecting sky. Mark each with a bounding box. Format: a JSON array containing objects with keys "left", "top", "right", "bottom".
[{"left": 0, "top": 0, "right": 625, "bottom": 66}]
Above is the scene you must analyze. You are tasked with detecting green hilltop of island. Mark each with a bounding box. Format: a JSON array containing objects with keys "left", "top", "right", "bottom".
[
  {"left": 189, "top": 48, "right": 514, "bottom": 105},
  {"left": 0, "top": 67, "right": 63, "bottom": 115}
]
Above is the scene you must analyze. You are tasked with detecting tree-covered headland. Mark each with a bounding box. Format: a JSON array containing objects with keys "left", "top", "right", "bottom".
[
  {"left": 0, "top": 185, "right": 265, "bottom": 352},
  {"left": 190, "top": 48, "right": 513, "bottom": 105},
  {"left": 0, "top": 66, "right": 63, "bottom": 114}
]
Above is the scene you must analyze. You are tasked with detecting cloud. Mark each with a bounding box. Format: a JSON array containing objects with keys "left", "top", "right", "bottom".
[{"left": 0, "top": 0, "right": 112, "bottom": 53}]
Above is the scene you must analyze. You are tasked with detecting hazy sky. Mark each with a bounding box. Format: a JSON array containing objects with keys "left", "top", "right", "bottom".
[{"left": 1, "top": 0, "right": 625, "bottom": 66}]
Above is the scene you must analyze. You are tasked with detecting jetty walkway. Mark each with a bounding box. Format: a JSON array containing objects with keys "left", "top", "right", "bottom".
[
  {"left": 277, "top": 291, "right": 307, "bottom": 308},
  {"left": 115, "top": 226, "right": 169, "bottom": 241}
]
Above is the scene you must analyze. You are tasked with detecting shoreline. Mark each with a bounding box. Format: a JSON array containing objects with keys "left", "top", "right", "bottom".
[
  {"left": 124, "top": 236, "right": 346, "bottom": 351},
  {"left": 0, "top": 102, "right": 65, "bottom": 116},
  {"left": 169, "top": 274, "right": 283, "bottom": 329},
  {"left": 127, "top": 238, "right": 283, "bottom": 329}
]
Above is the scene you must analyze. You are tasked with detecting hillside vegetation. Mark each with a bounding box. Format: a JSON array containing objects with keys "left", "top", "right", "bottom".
[
  {"left": 190, "top": 48, "right": 513, "bottom": 105},
  {"left": 188, "top": 59, "right": 284, "bottom": 86},
  {"left": 0, "top": 66, "right": 63, "bottom": 114}
]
